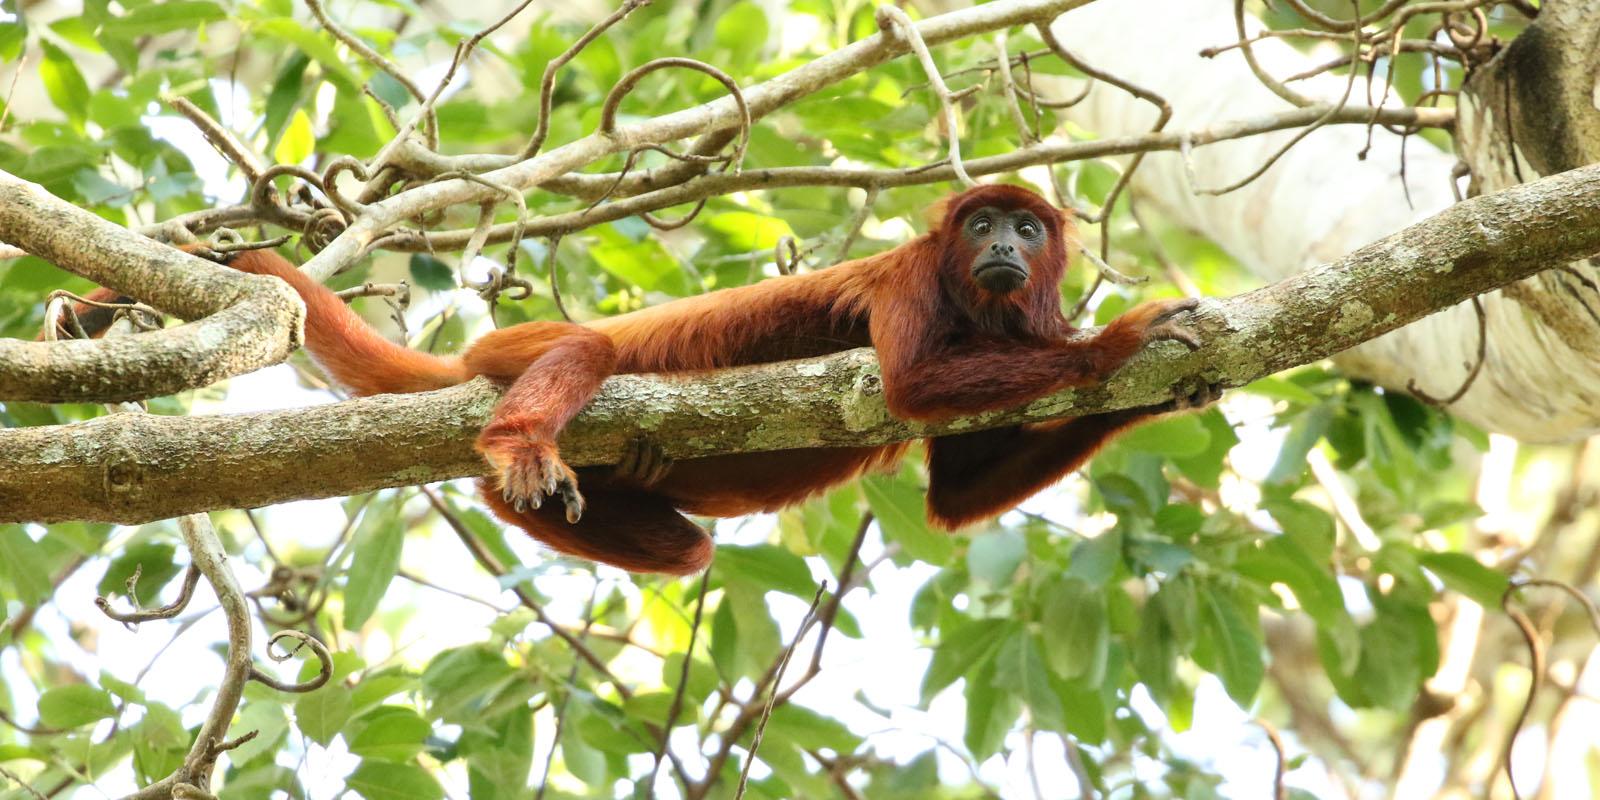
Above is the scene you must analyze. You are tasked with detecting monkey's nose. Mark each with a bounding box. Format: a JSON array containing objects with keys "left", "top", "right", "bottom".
[{"left": 991, "top": 242, "right": 1014, "bottom": 254}]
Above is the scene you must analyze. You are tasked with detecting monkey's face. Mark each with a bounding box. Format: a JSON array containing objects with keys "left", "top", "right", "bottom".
[{"left": 963, "top": 206, "right": 1047, "bottom": 295}]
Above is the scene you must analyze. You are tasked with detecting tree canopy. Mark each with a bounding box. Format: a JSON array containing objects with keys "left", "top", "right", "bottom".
[{"left": 2, "top": 1, "right": 1599, "bottom": 799}]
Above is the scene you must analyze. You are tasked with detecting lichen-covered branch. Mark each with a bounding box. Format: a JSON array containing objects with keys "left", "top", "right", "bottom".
[
  {"left": 5, "top": 164, "right": 1600, "bottom": 524},
  {"left": 0, "top": 171, "right": 303, "bottom": 403}
]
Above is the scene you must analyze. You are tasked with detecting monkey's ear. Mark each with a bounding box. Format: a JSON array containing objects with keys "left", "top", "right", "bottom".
[{"left": 923, "top": 194, "right": 955, "bottom": 233}]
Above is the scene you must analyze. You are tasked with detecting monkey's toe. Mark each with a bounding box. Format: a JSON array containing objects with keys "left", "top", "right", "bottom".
[
  {"left": 1147, "top": 320, "right": 1201, "bottom": 351},
  {"left": 485, "top": 434, "right": 585, "bottom": 521},
  {"left": 1165, "top": 379, "right": 1225, "bottom": 412},
  {"left": 614, "top": 437, "right": 673, "bottom": 487},
  {"left": 1151, "top": 297, "right": 1200, "bottom": 324},
  {"left": 558, "top": 477, "right": 585, "bottom": 523}
]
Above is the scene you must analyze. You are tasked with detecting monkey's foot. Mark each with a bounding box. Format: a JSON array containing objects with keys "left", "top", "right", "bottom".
[
  {"left": 1157, "top": 378, "right": 1225, "bottom": 413},
  {"left": 614, "top": 437, "right": 673, "bottom": 487},
  {"left": 477, "top": 433, "right": 585, "bottom": 523},
  {"left": 1141, "top": 297, "right": 1202, "bottom": 351}
]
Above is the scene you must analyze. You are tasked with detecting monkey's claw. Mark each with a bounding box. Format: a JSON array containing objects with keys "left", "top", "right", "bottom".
[
  {"left": 1145, "top": 298, "right": 1202, "bottom": 351},
  {"left": 479, "top": 431, "right": 586, "bottom": 524},
  {"left": 614, "top": 437, "right": 673, "bottom": 487},
  {"left": 1159, "top": 379, "right": 1225, "bottom": 413}
]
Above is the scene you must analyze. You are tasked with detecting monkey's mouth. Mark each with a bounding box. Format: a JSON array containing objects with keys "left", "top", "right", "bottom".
[{"left": 973, "top": 261, "right": 1029, "bottom": 292}]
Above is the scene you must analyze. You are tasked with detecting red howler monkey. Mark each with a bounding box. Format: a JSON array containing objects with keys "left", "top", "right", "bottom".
[{"left": 59, "top": 184, "right": 1212, "bottom": 574}]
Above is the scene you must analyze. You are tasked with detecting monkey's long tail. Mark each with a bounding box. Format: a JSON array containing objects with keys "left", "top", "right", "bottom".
[{"left": 229, "top": 249, "right": 471, "bottom": 396}]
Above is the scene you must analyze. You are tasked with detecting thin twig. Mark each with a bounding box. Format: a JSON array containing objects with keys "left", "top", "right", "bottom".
[
  {"left": 1256, "top": 719, "right": 1289, "bottom": 800},
  {"left": 0, "top": 765, "right": 47, "bottom": 800},
  {"left": 647, "top": 567, "right": 712, "bottom": 795},
  {"left": 877, "top": 5, "right": 975, "bottom": 187},
  {"left": 735, "top": 584, "right": 828, "bottom": 800},
  {"left": 247, "top": 630, "right": 333, "bottom": 693},
  {"left": 522, "top": 0, "right": 652, "bottom": 158},
  {"left": 96, "top": 564, "right": 203, "bottom": 624},
  {"left": 1408, "top": 296, "right": 1487, "bottom": 406}
]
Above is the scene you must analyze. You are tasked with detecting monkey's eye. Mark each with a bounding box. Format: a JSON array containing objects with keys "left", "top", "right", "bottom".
[
  {"left": 970, "top": 217, "right": 993, "bottom": 236},
  {"left": 1017, "top": 220, "right": 1039, "bottom": 238}
]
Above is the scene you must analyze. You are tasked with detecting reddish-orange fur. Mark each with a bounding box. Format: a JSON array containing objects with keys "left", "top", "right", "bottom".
[{"left": 203, "top": 185, "right": 1200, "bottom": 575}]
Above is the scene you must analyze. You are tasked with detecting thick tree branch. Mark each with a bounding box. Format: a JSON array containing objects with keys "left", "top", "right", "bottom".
[
  {"left": 5, "top": 164, "right": 1600, "bottom": 524},
  {"left": 0, "top": 171, "right": 304, "bottom": 403}
]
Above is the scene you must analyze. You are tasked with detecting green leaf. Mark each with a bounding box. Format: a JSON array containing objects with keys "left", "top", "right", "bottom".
[
  {"left": 967, "top": 529, "right": 1025, "bottom": 586},
  {"left": 1066, "top": 529, "right": 1121, "bottom": 586},
  {"left": 1420, "top": 500, "right": 1483, "bottom": 531},
  {"left": 588, "top": 224, "right": 690, "bottom": 294},
  {"left": 963, "top": 656, "right": 1020, "bottom": 761},
  {"left": 1171, "top": 409, "right": 1240, "bottom": 489},
  {"left": 273, "top": 109, "right": 315, "bottom": 166},
  {"left": 1244, "top": 375, "right": 1321, "bottom": 405},
  {"left": 715, "top": 544, "right": 816, "bottom": 599},
  {"left": 1321, "top": 590, "right": 1435, "bottom": 710},
  {"left": 0, "top": 23, "right": 24, "bottom": 62},
  {"left": 1196, "top": 590, "right": 1262, "bottom": 705},
  {"left": 343, "top": 498, "right": 404, "bottom": 630},
  {"left": 992, "top": 632, "right": 1064, "bottom": 732},
  {"left": 132, "top": 703, "right": 187, "bottom": 785},
  {"left": 921, "top": 619, "right": 1015, "bottom": 703},
  {"left": 1419, "top": 552, "right": 1508, "bottom": 608},
  {"left": 1267, "top": 403, "right": 1332, "bottom": 484},
  {"left": 114, "top": 1, "right": 226, "bottom": 36},
  {"left": 862, "top": 474, "right": 951, "bottom": 565},
  {"left": 262, "top": 53, "right": 310, "bottom": 149},
  {"left": 100, "top": 672, "right": 145, "bottom": 705},
  {"left": 346, "top": 760, "right": 444, "bottom": 800},
  {"left": 254, "top": 17, "right": 360, "bottom": 90},
  {"left": 409, "top": 253, "right": 455, "bottom": 291},
  {"left": 230, "top": 702, "right": 289, "bottom": 765},
  {"left": 294, "top": 685, "right": 353, "bottom": 747},
  {"left": 1039, "top": 577, "right": 1108, "bottom": 683},
  {"left": 713, "top": 3, "right": 769, "bottom": 66},
  {"left": 1117, "top": 414, "right": 1210, "bottom": 458},
  {"left": 1154, "top": 503, "right": 1205, "bottom": 539},
  {"left": 767, "top": 704, "right": 860, "bottom": 752},
  {"left": 351, "top": 670, "right": 419, "bottom": 714},
  {"left": 39, "top": 42, "right": 91, "bottom": 126},
  {"left": 463, "top": 710, "right": 534, "bottom": 797},
  {"left": 705, "top": 211, "right": 796, "bottom": 252},
  {"left": 348, "top": 706, "right": 429, "bottom": 762},
  {"left": 1264, "top": 497, "right": 1336, "bottom": 560},
  {"left": 37, "top": 685, "right": 116, "bottom": 728},
  {"left": 420, "top": 645, "right": 518, "bottom": 723},
  {"left": 0, "top": 527, "right": 54, "bottom": 604}
]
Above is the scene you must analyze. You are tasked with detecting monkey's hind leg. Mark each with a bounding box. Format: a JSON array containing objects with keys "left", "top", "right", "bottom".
[{"left": 478, "top": 478, "right": 712, "bottom": 575}]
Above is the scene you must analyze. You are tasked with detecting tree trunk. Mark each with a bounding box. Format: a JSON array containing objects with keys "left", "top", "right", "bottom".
[{"left": 1042, "top": 0, "right": 1600, "bottom": 441}]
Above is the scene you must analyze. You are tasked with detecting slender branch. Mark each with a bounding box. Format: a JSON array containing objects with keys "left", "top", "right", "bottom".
[
  {"left": 371, "top": 103, "right": 1452, "bottom": 252},
  {"left": 294, "top": 0, "right": 1098, "bottom": 283},
  {"left": 0, "top": 171, "right": 303, "bottom": 403}
]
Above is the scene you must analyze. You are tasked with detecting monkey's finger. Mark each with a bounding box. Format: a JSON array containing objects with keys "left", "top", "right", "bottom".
[
  {"left": 1151, "top": 326, "right": 1201, "bottom": 350},
  {"left": 1152, "top": 297, "right": 1200, "bottom": 324},
  {"left": 560, "top": 480, "right": 585, "bottom": 524},
  {"left": 647, "top": 455, "right": 674, "bottom": 486},
  {"left": 617, "top": 440, "right": 640, "bottom": 480}
]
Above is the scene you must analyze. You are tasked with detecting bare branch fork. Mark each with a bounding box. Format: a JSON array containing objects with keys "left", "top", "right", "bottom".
[{"left": 5, "top": 162, "right": 1600, "bottom": 524}]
